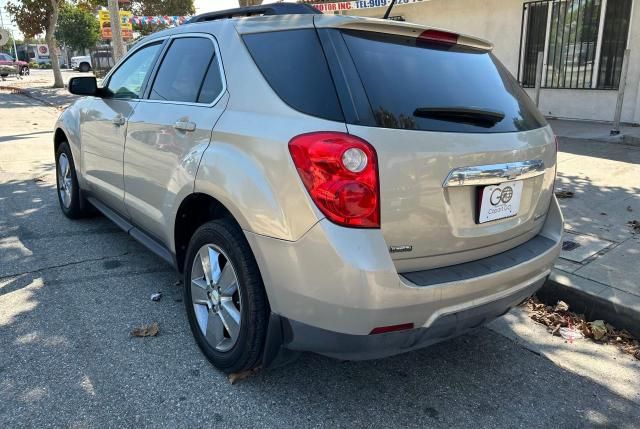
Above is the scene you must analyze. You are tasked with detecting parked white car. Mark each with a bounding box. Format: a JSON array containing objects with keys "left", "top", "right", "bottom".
[{"left": 70, "top": 55, "right": 92, "bottom": 72}]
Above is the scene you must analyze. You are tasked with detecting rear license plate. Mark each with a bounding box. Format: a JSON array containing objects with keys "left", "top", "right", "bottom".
[{"left": 478, "top": 181, "right": 523, "bottom": 224}]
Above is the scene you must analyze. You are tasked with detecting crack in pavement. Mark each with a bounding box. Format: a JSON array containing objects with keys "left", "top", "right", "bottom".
[{"left": 0, "top": 252, "right": 131, "bottom": 281}]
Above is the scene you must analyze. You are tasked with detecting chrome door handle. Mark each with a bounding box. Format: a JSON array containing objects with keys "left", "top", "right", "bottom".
[
  {"left": 443, "top": 160, "right": 545, "bottom": 187},
  {"left": 173, "top": 121, "right": 196, "bottom": 132},
  {"left": 112, "top": 116, "right": 126, "bottom": 126}
]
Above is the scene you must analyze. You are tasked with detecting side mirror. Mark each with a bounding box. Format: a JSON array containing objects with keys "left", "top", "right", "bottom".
[{"left": 68, "top": 76, "right": 98, "bottom": 96}]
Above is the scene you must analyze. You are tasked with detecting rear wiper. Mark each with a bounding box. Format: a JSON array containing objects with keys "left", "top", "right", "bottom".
[{"left": 413, "top": 107, "right": 505, "bottom": 128}]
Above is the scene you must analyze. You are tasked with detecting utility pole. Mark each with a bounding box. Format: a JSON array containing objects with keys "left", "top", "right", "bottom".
[
  {"left": 108, "top": 0, "right": 126, "bottom": 62},
  {"left": 0, "top": 7, "right": 19, "bottom": 60}
]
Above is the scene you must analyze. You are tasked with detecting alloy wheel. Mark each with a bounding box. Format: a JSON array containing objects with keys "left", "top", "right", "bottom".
[
  {"left": 57, "top": 153, "right": 72, "bottom": 209},
  {"left": 190, "top": 244, "right": 242, "bottom": 352}
]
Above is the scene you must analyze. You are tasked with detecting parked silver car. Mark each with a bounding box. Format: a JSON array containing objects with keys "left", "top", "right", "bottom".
[{"left": 54, "top": 4, "right": 562, "bottom": 373}]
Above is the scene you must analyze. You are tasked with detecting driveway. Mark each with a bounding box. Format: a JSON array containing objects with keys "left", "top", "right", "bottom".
[{"left": 1, "top": 91, "right": 639, "bottom": 428}]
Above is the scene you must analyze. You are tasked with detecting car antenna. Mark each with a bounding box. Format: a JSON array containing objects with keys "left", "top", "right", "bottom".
[{"left": 382, "top": 0, "right": 398, "bottom": 19}]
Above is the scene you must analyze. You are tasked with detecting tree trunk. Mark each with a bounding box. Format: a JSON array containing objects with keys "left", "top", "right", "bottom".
[
  {"left": 108, "top": 0, "right": 126, "bottom": 63},
  {"left": 47, "top": 0, "right": 64, "bottom": 88}
]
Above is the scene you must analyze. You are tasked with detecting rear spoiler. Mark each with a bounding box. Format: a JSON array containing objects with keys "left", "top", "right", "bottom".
[{"left": 313, "top": 15, "right": 493, "bottom": 51}]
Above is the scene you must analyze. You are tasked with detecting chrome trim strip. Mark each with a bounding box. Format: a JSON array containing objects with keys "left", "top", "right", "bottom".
[{"left": 443, "top": 160, "right": 545, "bottom": 187}]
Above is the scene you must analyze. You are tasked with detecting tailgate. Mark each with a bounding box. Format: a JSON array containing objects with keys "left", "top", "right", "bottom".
[{"left": 316, "top": 16, "right": 555, "bottom": 272}]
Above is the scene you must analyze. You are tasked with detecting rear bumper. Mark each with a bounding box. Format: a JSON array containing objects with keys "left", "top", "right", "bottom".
[
  {"left": 281, "top": 274, "right": 545, "bottom": 360},
  {"left": 247, "top": 196, "right": 563, "bottom": 359}
]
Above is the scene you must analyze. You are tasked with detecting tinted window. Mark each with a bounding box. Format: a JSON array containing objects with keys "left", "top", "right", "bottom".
[
  {"left": 106, "top": 42, "right": 162, "bottom": 99},
  {"left": 197, "top": 56, "right": 223, "bottom": 104},
  {"left": 150, "top": 37, "right": 220, "bottom": 103},
  {"left": 243, "top": 29, "right": 344, "bottom": 122},
  {"left": 342, "top": 31, "right": 546, "bottom": 133}
]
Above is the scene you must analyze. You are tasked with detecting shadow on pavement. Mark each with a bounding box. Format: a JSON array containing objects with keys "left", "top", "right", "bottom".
[{"left": 559, "top": 137, "right": 640, "bottom": 165}]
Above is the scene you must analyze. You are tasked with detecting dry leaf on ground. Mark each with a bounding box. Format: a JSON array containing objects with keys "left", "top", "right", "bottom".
[
  {"left": 228, "top": 366, "right": 262, "bottom": 385},
  {"left": 589, "top": 320, "right": 608, "bottom": 340},
  {"left": 33, "top": 176, "right": 46, "bottom": 183},
  {"left": 627, "top": 220, "right": 640, "bottom": 233},
  {"left": 131, "top": 322, "right": 159, "bottom": 337},
  {"left": 555, "top": 190, "right": 575, "bottom": 199},
  {"left": 523, "top": 296, "right": 639, "bottom": 360}
]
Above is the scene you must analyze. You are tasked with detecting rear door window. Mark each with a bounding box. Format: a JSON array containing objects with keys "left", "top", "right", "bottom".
[
  {"left": 149, "top": 37, "right": 222, "bottom": 104},
  {"left": 242, "top": 29, "right": 344, "bottom": 122},
  {"left": 341, "top": 31, "right": 546, "bottom": 133}
]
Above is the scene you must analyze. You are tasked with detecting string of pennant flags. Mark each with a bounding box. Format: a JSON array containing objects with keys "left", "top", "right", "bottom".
[
  {"left": 126, "top": 0, "right": 426, "bottom": 26},
  {"left": 129, "top": 16, "right": 189, "bottom": 26}
]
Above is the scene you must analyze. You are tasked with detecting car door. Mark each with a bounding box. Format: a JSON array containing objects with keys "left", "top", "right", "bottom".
[
  {"left": 123, "top": 34, "right": 228, "bottom": 247},
  {"left": 80, "top": 41, "right": 164, "bottom": 216}
]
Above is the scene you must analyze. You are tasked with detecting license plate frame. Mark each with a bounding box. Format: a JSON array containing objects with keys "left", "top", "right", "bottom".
[{"left": 477, "top": 180, "right": 523, "bottom": 224}]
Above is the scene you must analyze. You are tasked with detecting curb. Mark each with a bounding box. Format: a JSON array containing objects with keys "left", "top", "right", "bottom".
[{"left": 538, "top": 269, "right": 640, "bottom": 338}]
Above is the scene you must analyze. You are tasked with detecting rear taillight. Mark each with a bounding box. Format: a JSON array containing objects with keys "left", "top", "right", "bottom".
[
  {"left": 418, "top": 29, "right": 459, "bottom": 45},
  {"left": 288, "top": 132, "right": 380, "bottom": 228}
]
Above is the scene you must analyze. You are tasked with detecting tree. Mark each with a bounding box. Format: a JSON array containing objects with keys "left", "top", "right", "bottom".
[
  {"left": 130, "top": 0, "right": 194, "bottom": 36},
  {"left": 6, "top": 0, "right": 64, "bottom": 88},
  {"left": 238, "top": 0, "right": 262, "bottom": 6},
  {"left": 130, "top": 0, "right": 194, "bottom": 16},
  {"left": 56, "top": 3, "right": 100, "bottom": 54}
]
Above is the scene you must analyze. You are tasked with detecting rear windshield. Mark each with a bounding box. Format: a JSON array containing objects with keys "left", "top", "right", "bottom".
[{"left": 342, "top": 31, "right": 546, "bottom": 133}]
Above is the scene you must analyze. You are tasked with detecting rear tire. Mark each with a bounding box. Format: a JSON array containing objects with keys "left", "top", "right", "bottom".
[
  {"left": 55, "top": 141, "right": 90, "bottom": 219},
  {"left": 20, "top": 66, "right": 29, "bottom": 76},
  {"left": 79, "top": 63, "right": 90, "bottom": 73},
  {"left": 184, "top": 218, "right": 269, "bottom": 374}
]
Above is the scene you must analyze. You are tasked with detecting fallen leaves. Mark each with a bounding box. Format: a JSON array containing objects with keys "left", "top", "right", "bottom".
[
  {"left": 131, "top": 322, "right": 159, "bottom": 337},
  {"left": 627, "top": 220, "right": 640, "bottom": 234},
  {"left": 228, "top": 366, "right": 261, "bottom": 385},
  {"left": 524, "top": 296, "right": 639, "bottom": 360},
  {"left": 555, "top": 190, "right": 574, "bottom": 199}
]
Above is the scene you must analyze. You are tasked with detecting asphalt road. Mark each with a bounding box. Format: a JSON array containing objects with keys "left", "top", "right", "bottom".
[{"left": 1, "top": 91, "right": 639, "bottom": 428}]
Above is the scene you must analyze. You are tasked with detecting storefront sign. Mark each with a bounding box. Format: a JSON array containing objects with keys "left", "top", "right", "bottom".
[
  {"left": 98, "top": 10, "right": 133, "bottom": 40},
  {"left": 312, "top": 0, "right": 427, "bottom": 13}
]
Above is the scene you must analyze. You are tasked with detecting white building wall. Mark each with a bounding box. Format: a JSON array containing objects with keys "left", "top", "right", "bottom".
[{"left": 344, "top": 0, "right": 640, "bottom": 124}]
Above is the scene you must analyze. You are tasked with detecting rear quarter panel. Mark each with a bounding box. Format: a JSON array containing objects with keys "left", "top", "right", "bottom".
[{"left": 194, "top": 22, "right": 342, "bottom": 241}]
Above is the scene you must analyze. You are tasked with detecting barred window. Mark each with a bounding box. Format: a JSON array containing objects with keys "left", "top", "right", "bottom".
[{"left": 519, "top": 0, "right": 631, "bottom": 90}]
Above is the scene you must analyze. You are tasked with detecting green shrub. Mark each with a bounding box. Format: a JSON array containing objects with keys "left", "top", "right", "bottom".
[{"left": 28, "top": 61, "right": 38, "bottom": 69}]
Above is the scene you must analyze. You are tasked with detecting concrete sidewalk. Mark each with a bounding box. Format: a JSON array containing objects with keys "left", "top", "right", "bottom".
[
  {"left": 543, "top": 120, "right": 640, "bottom": 336},
  {"left": 0, "top": 69, "right": 87, "bottom": 109},
  {"left": 549, "top": 118, "right": 640, "bottom": 146}
]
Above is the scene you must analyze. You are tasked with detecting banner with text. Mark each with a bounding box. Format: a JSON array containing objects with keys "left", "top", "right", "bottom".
[{"left": 311, "top": 0, "right": 427, "bottom": 13}]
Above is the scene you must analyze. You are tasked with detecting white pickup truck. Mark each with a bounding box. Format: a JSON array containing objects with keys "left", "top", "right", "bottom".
[{"left": 70, "top": 55, "right": 92, "bottom": 72}]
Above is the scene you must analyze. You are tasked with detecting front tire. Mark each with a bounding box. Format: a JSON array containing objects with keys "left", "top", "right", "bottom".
[
  {"left": 79, "top": 63, "right": 90, "bottom": 73},
  {"left": 184, "top": 218, "right": 269, "bottom": 374},
  {"left": 20, "top": 66, "right": 29, "bottom": 76},
  {"left": 55, "top": 141, "right": 89, "bottom": 219}
]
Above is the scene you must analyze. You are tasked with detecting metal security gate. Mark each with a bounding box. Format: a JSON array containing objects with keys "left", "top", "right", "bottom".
[
  {"left": 521, "top": 1, "right": 549, "bottom": 87},
  {"left": 518, "top": 0, "right": 633, "bottom": 90},
  {"left": 597, "top": 0, "right": 633, "bottom": 88}
]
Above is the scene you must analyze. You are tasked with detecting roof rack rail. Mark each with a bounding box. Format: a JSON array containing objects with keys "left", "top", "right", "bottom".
[{"left": 187, "top": 3, "right": 321, "bottom": 24}]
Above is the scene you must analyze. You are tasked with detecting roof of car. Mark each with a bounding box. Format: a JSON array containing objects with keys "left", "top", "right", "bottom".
[{"left": 142, "top": 9, "right": 492, "bottom": 52}]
